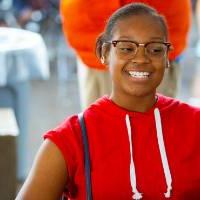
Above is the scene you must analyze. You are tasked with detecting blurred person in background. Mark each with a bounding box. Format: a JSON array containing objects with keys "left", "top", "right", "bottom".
[
  {"left": 60, "top": 0, "right": 191, "bottom": 110},
  {"left": 13, "top": 0, "right": 47, "bottom": 27}
]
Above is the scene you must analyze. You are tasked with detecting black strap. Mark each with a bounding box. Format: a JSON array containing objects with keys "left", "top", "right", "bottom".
[{"left": 78, "top": 112, "right": 93, "bottom": 200}]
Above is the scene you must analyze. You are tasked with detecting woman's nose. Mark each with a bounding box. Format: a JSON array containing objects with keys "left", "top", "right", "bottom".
[{"left": 131, "top": 46, "right": 150, "bottom": 63}]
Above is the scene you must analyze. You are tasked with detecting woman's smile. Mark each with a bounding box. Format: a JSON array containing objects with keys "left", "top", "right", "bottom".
[
  {"left": 129, "top": 71, "right": 150, "bottom": 78},
  {"left": 124, "top": 69, "right": 152, "bottom": 83}
]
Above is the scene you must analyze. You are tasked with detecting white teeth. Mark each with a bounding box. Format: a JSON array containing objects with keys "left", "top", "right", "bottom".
[{"left": 129, "top": 71, "right": 150, "bottom": 78}]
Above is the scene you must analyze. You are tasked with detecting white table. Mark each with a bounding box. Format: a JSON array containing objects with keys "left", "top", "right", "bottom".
[
  {"left": 0, "top": 27, "right": 50, "bottom": 180},
  {"left": 0, "top": 27, "right": 49, "bottom": 86}
]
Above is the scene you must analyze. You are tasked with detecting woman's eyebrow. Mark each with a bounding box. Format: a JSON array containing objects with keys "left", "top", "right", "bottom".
[
  {"left": 149, "top": 37, "right": 165, "bottom": 40},
  {"left": 115, "top": 36, "right": 165, "bottom": 41}
]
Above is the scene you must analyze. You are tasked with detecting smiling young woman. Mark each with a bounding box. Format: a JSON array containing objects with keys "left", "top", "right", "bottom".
[
  {"left": 97, "top": 12, "right": 170, "bottom": 112},
  {"left": 16, "top": 3, "right": 200, "bottom": 200}
]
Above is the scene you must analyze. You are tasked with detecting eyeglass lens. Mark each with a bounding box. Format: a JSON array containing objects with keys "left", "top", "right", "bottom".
[{"left": 114, "top": 41, "right": 167, "bottom": 59}]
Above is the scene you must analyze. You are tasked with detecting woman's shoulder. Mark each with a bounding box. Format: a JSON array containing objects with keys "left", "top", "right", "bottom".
[
  {"left": 55, "top": 114, "right": 80, "bottom": 132},
  {"left": 158, "top": 95, "right": 200, "bottom": 116},
  {"left": 43, "top": 114, "right": 83, "bottom": 154},
  {"left": 173, "top": 97, "right": 200, "bottom": 115}
]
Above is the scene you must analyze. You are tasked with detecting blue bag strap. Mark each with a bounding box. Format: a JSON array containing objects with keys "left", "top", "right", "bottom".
[{"left": 78, "top": 112, "right": 93, "bottom": 200}]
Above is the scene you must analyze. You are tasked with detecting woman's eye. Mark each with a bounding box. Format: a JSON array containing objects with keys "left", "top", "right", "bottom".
[
  {"left": 154, "top": 48, "right": 162, "bottom": 52},
  {"left": 119, "top": 47, "right": 134, "bottom": 52},
  {"left": 149, "top": 48, "right": 163, "bottom": 54}
]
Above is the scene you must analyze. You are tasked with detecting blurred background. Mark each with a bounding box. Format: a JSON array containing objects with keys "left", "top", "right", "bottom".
[
  {"left": 0, "top": 0, "right": 80, "bottom": 198},
  {"left": 0, "top": 0, "right": 200, "bottom": 199}
]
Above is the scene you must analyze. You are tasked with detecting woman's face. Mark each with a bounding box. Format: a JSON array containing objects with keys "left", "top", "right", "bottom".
[{"left": 104, "top": 14, "right": 168, "bottom": 99}]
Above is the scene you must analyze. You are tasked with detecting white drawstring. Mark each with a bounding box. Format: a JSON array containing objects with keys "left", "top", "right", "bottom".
[
  {"left": 154, "top": 108, "right": 172, "bottom": 198},
  {"left": 125, "top": 115, "right": 143, "bottom": 200},
  {"left": 125, "top": 109, "right": 172, "bottom": 199}
]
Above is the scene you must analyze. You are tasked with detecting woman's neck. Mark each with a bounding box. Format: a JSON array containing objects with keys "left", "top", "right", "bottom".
[{"left": 110, "top": 92, "right": 157, "bottom": 113}]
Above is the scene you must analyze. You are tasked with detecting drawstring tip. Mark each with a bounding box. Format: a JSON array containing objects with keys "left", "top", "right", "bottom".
[
  {"left": 164, "top": 188, "right": 172, "bottom": 198},
  {"left": 133, "top": 192, "right": 143, "bottom": 199}
]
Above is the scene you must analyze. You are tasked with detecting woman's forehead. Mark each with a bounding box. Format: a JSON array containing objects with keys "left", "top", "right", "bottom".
[{"left": 111, "top": 14, "right": 166, "bottom": 40}]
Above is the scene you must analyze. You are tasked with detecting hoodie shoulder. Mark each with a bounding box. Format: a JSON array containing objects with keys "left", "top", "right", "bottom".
[{"left": 158, "top": 94, "right": 200, "bottom": 118}]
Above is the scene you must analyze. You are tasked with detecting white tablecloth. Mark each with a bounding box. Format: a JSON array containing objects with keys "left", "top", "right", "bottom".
[{"left": 0, "top": 27, "right": 50, "bottom": 86}]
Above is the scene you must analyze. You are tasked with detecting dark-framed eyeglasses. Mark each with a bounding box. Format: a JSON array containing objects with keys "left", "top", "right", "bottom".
[{"left": 107, "top": 40, "right": 172, "bottom": 59}]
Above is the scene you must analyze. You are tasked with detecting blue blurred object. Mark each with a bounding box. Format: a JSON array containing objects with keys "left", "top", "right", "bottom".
[
  {"left": 13, "top": 0, "right": 30, "bottom": 12},
  {"left": 0, "top": 82, "right": 29, "bottom": 180}
]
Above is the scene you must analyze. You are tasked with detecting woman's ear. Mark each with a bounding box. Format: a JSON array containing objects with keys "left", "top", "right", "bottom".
[
  {"left": 101, "top": 43, "right": 110, "bottom": 66},
  {"left": 166, "top": 45, "right": 173, "bottom": 68},
  {"left": 100, "top": 56, "right": 106, "bottom": 64},
  {"left": 165, "top": 45, "right": 173, "bottom": 68}
]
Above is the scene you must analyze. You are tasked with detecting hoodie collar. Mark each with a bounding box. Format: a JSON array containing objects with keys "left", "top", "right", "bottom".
[{"left": 92, "top": 94, "right": 173, "bottom": 117}]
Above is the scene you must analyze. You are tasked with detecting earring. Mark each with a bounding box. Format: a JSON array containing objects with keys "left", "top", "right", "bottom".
[
  {"left": 101, "top": 56, "right": 105, "bottom": 64},
  {"left": 166, "top": 60, "right": 170, "bottom": 68}
]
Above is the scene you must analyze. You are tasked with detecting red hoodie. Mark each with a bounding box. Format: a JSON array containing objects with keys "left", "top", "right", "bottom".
[{"left": 44, "top": 95, "right": 200, "bottom": 199}]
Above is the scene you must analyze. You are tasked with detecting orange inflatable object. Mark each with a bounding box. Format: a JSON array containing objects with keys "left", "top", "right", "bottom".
[{"left": 60, "top": 0, "right": 191, "bottom": 70}]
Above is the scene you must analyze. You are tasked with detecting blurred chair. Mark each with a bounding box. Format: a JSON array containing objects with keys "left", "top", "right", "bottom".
[{"left": 0, "top": 108, "right": 19, "bottom": 199}]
